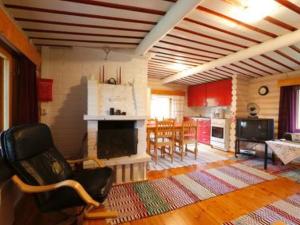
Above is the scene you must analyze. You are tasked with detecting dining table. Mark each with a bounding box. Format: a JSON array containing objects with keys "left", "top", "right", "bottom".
[{"left": 146, "top": 123, "right": 183, "bottom": 154}]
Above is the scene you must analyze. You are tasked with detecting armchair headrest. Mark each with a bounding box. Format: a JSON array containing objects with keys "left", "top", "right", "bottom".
[
  {"left": 1, "top": 123, "right": 55, "bottom": 162},
  {"left": 0, "top": 123, "right": 73, "bottom": 186}
]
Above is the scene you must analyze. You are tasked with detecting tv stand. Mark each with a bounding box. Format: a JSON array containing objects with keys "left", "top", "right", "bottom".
[{"left": 235, "top": 138, "right": 274, "bottom": 169}]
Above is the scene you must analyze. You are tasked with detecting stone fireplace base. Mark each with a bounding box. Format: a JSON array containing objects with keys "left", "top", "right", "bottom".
[{"left": 84, "top": 115, "right": 150, "bottom": 184}]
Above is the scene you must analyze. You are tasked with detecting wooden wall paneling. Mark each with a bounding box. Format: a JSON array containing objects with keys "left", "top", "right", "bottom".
[{"left": 151, "top": 89, "right": 185, "bottom": 96}]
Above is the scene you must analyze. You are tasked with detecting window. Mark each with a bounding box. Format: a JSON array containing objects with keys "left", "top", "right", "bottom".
[
  {"left": 150, "top": 95, "right": 184, "bottom": 121},
  {"left": 297, "top": 89, "right": 300, "bottom": 130},
  {"left": 0, "top": 46, "right": 12, "bottom": 131},
  {"left": 151, "top": 95, "right": 170, "bottom": 120}
]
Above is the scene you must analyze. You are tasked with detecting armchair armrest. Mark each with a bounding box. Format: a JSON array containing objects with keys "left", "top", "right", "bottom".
[
  {"left": 11, "top": 175, "right": 99, "bottom": 207},
  {"left": 67, "top": 157, "right": 105, "bottom": 168}
]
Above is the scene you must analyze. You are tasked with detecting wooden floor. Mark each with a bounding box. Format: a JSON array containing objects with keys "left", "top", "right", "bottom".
[{"left": 84, "top": 151, "right": 300, "bottom": 225}]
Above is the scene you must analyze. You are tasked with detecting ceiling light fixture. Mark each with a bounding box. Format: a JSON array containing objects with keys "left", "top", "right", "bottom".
[
  {"left": 225, "top": 0, "right": 277, "bottom": 23},
  {"left": 166, "top": 63, "right": 188, "bottom": 71}
]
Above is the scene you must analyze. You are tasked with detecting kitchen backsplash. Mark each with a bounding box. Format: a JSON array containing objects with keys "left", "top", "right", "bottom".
[{"left": 185, "top": 106, "right": 231, "bottom": 118}]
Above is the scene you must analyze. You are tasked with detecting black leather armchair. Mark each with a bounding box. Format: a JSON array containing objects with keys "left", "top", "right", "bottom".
[{"left": 0, "top": 123, "right": 117, "bottom": 220}]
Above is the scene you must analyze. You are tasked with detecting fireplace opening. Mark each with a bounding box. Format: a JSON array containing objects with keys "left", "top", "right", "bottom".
[{"left": 97, "top": 121, "right": 138, "bottom": 159}]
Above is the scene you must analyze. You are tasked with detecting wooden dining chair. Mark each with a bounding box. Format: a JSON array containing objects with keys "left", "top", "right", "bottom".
[
  {"left": 146, "top": 118, "right": 156, "bottom": 154},
  {"left": 163, "top": 118, "right": 176, "bottom": 123},
  {"left": 175, "top": 120, "right": 198, "bottom": 160},
  {"left": 149, "top": 119, "right": 175, "bottom": 164},
  {"left": 146, "top": 118, "right": 156, "bottom": 126}
]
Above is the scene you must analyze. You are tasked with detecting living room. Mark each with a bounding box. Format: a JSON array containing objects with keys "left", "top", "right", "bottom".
[{"left": 0, "top": 1, "right": 300, "bottom": 225}]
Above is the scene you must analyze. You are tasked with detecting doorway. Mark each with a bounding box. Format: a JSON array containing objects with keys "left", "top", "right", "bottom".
[{"left": 0, "top": 57, "right": 3, "bottom": 130}]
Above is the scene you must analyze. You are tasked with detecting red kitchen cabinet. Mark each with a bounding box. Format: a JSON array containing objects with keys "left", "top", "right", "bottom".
[
  {"left": 187, "top": 84, "right": 206, "bottom": 107},
  {"left": 222, "top": 79, "right": 232, "bottom": 106},
  {"left": 188, "top": 79, "right": 232, "bottom": 107},
  {"left": 206, "top": 81, "right": 220, "bottom": 106},
  {"left": 187, "top": 85, "right": 197, "bottom": 106},
  {"left": 197, "top": 119, "right": 211, "bottom": 145}
]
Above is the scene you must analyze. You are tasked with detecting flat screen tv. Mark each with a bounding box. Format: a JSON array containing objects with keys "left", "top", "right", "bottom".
[{"left": 236, "top": 118, "right": 274, "bottom": 141}]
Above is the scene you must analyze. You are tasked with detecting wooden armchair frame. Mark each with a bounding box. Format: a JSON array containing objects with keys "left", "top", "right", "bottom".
[{"left": 12, "top": 157, "right": 117, "bottom": 220}]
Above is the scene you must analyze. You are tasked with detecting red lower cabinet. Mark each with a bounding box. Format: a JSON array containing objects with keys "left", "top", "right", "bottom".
[{"left": 197, "top": 119, "right": 211, "bottom": 145}]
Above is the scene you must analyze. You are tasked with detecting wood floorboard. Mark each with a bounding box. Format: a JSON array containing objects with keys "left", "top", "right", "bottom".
[{"left": 84, "top": 151, "right": 300, "bottom": 225}]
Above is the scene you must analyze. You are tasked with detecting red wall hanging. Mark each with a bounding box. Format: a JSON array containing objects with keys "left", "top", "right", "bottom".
[{"left": 38, "top": 78, "right": 53, "bottom": 102}]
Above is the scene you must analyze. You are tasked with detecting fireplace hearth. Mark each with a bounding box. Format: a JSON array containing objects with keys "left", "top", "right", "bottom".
[{"left": 97, "top": 121, "right": 138, "bottom": 159}]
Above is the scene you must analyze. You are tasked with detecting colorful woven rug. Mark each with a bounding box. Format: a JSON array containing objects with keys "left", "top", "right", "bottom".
[
  {"left": 223, "top": 193, "right": 300, "bottom": 225},
  {"left": 148, "top": 147, "right": 229, "bottom": 171},
  {"left": 106, "top": 163, "right": 276, "bottom": 224},
  {"left": 241, "top": 158, "right": 300, "bottom": 183}
]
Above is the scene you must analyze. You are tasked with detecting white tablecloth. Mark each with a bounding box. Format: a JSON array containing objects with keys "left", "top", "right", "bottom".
[{"left": 266, "top": 140, "right": 300, "bottom": 164}]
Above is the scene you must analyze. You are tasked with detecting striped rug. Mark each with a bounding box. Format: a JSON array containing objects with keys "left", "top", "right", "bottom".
[
  {"left": 241, "top": 158, "right": 300, "bottom": 183},
  {"left": 148, "top": 147, "right": 229, "bottom": 171},
  {"left": 224, "top": 193, "right": 300, "bottom": 225},
  {"left": 106, "top": 163, "right": 276, "bottom": 224}
]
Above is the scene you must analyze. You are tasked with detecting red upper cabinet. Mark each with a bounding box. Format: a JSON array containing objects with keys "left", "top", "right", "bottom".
[
  {"left": 220, "top": 79, "right": 232, "bottom": 106},
  {"left": 187, "top": 85, "right": 198, "bottom": 107},
  {"left": 206, "top": 81, "right": 220, "bottom": 107},
  {"left": 187, "top": 79, "right": 232, "bottom": 107},
  {"left": 187, "top": 84, "right": 206, "bottom": 107}
]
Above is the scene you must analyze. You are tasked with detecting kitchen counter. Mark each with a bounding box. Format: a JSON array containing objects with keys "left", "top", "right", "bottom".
[{"left": 185, "top": 116, "right": 211, "bottom": 120}]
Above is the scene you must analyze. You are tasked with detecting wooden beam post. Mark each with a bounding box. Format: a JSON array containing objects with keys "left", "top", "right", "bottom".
[
  {"left": 277, "top": 77, "right": 300, "bottom": 87},
  {"left": 0, "top": 7, "right": 41, "bottom": 66}
]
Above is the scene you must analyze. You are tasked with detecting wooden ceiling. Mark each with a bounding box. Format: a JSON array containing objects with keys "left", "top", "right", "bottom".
[
  {"left": 2, "top": 0, "right": 175, "bottom": 48},
  {"left": 3, "top": 0, "right": 300, "bottom": 84},
  {"left": 148, "top": 0, "right": 300, "bottom": 83}
]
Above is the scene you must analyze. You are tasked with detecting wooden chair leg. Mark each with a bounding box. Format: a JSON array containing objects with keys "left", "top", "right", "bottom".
[
  {"left": 161, "top": 146, "right": 165, "bottom": 158},
  {"left": 170, "top": 145, "right": 174, "bottom": 163},
  {"left": 147, "top": 138, "right": 150, "bottom": 154},
  {"left": 194, "top": 142, "right": 198, "bottom": 160},
  {"left": 154, "top": 143, "right": 158, "bottom": 164},
  {"left": 181, "top": 144, "right": 184, "bottom": 161}
]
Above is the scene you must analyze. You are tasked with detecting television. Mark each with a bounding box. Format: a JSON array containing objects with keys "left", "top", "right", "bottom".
[{"left": 236, "top": 118, "right": 274, "bottom": 141}]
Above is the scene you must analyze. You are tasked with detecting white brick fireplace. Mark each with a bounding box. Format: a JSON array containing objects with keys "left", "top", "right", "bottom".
[{"left": 84, "top": 79, "right": 150, "bottom": 184}]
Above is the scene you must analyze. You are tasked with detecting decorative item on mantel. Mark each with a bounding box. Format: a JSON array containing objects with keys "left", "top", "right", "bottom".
[
  {"left": 109, "top": 107, "right": 126, "bottom": 116},
  {"left": 98, "top": 65, "right": 122, "bottom": 85}
]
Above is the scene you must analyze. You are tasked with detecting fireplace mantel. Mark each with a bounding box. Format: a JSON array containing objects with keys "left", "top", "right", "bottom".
[{"left": 84, "top": 115, "right": 147, "bottom": 121}]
